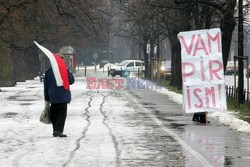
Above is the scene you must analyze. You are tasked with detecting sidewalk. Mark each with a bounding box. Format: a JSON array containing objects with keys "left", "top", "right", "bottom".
[{"left": 126, "top": 86, "right": 250, "bottom": 167}]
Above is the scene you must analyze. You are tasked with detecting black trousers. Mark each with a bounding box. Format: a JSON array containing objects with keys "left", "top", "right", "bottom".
[{"left": 50, "top": 103, "right": 67, "bottom": 133}]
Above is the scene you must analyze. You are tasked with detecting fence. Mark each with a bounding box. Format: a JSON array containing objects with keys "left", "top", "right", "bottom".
[{"left": 225, "top": 85, "right": 250, "bottom": 102}]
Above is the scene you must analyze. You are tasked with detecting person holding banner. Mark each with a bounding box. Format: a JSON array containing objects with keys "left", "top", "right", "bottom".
[
  {"left": 44, "top": 53, "right": 75, "bottom": 137},
  {"left": 178, "top": 28, "right": 227, "bottom": 124}
]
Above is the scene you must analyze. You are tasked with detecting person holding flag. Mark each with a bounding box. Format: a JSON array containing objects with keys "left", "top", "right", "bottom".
[{"left": 34, "top": 42, "right": 75, "bottom": 137}]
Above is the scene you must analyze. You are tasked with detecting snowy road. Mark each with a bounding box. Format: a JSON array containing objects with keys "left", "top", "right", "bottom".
[{"left": 1, "top": 68, "right": 250, "bottom": 166}]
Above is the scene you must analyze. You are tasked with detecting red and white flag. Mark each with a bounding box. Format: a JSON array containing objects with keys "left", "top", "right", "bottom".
[{"left": 34, "top": 41, "right": 69, "bottom": 90}]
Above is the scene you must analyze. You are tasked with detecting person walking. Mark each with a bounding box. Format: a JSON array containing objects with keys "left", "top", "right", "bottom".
[{"left": 44, "top": 54, "right": 74, "bottom": 137}]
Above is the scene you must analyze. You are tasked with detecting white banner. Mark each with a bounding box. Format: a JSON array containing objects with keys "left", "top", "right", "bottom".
[{"left": 178, "top": 28, "right": 227, "bottom": 113}]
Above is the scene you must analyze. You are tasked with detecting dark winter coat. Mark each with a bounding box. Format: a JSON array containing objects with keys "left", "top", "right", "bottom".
[{"left": 44, "top": 68, "right": 74, "bottom": 104}]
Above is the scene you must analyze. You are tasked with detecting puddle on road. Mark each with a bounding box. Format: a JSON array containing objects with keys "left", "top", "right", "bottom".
[
  {"left": 20, "top": 103, "right": 32, "bottom": 106},
  {"left": 128, "top": 92, "right": 142, "bottom": 100},
  {"left": 170, "top": 123, "right": 186, "bottom": 130},
  {"left": 160, "top": 118, "right": 175, "bottom": 122},
  {"left": 224, "top": 156, "right": 234, "bottom": 165},
  {"left": 7, "top": 96, "right": 36, "bottom": 102},
  {"left": 164, "top": 113, "right": 184, "bottom": 117},
  {"left": 26, "top": 87, "right": 36, "bottom": 89},
  {"left": 142, "top": 102, "right": 155, "bottom": 106},
  {"left": 133, "top": 94, "right": 142, "bottom": 99},
  {"left": 7, "top": 96, "right": 17, "bottom": 100},
  {"left": 1, "top": 112, "right": 17, "bottom": 118},
  {"left": 145, "top": 106, "right": 155, "bottom": 110},
  {"left": 154, "top": 110, "right": 161, "bottom": 114}
]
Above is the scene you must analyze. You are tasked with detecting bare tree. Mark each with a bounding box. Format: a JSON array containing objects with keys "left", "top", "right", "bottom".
[
  {"left": 0, "top": 0, "right": 112, "bottom": 86},
  {"left": 115, "top": 0, "right": 237, "bottom": 88}
]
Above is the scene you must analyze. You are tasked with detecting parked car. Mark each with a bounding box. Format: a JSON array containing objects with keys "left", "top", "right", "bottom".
[
  {"left": 225, "top": 61, "right": 238, "bottom": 75},
  {"left": 109, "top": 60, "right": 144, "bottom": 77}
]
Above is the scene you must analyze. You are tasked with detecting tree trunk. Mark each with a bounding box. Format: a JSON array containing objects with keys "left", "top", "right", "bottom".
[
  {"left": 220, "top": 0, "right": 237, "bottom": 71},
  {"left": 169, "top": 34, "right": 182, "bottom": 88},
  {"left": 143, "top": 35, "right": 149, "bottom": 78},
  {"left": 0, "top": 47, "right": 16, "bottom": 86},
  {"left": 156, "top": 37, "right": 160, "bottom": 80},
  {"left": 150, "top": 38, "right": 155, "bottom": 79}
]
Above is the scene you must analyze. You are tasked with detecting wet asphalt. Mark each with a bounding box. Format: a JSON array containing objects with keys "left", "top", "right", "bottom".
[
  {"left": 85, "top": 69, "right": 250, "bottom": 167},
  {"left": 126, "top": 88, "right": 250, "bottom": 166}
]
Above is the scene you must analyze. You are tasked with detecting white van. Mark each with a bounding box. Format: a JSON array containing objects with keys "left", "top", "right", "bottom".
[{"left": 109, "top": 60, "right": 144, "bottom": 77}]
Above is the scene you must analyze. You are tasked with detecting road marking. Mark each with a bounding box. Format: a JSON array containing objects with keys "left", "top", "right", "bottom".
[{"left": 126, "top": 92, "right": 214, "bottom": 167}]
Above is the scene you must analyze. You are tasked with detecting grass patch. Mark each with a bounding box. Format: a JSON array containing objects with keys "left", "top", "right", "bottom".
[
  {"left": 227, "top": 98, "right": 250, "bottom": 123},
  {"left": 139, "top": 77, "right": 182, "bottom": 93},
  {"left": 162, "top": 80, "right": 182, "bottom": 94}
]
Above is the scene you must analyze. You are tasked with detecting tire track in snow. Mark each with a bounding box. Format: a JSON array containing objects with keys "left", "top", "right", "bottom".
[
  {"left": 99, "top": 93, "right": 121, "bottom": 167},
  {"left": 63, "top": 95, "right": 93, "bottom": 167}
]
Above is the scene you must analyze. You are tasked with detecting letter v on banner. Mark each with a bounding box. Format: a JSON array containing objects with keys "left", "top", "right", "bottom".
[{"left": 178, "top": 29, "right": 227, "bottom": 114}]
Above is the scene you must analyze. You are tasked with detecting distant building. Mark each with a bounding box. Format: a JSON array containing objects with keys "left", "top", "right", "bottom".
[{"left": 59, "top": 46, "right": 77, "bottom": 73}]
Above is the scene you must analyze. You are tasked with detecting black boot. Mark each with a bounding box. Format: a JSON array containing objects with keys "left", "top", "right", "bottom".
[
  {"left": 53, "top": 131, "right": 67, "bottom": 137},
  {"left": 192, "top": 112, "right": 209, "bottom": 123},
  {"left": 192, "top": 113, "right": 199, "bottom": 121}
]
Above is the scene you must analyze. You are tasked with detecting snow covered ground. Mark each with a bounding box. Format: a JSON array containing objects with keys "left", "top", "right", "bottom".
[
  {"left": 0, "top": 71, "right": 187, "bottom": 166},
  {"left": 0, "top": 76, "right": 90, "bottom": 166},
  {"left": 1, "top": 68, "right": 250, "bottom": 166}
]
